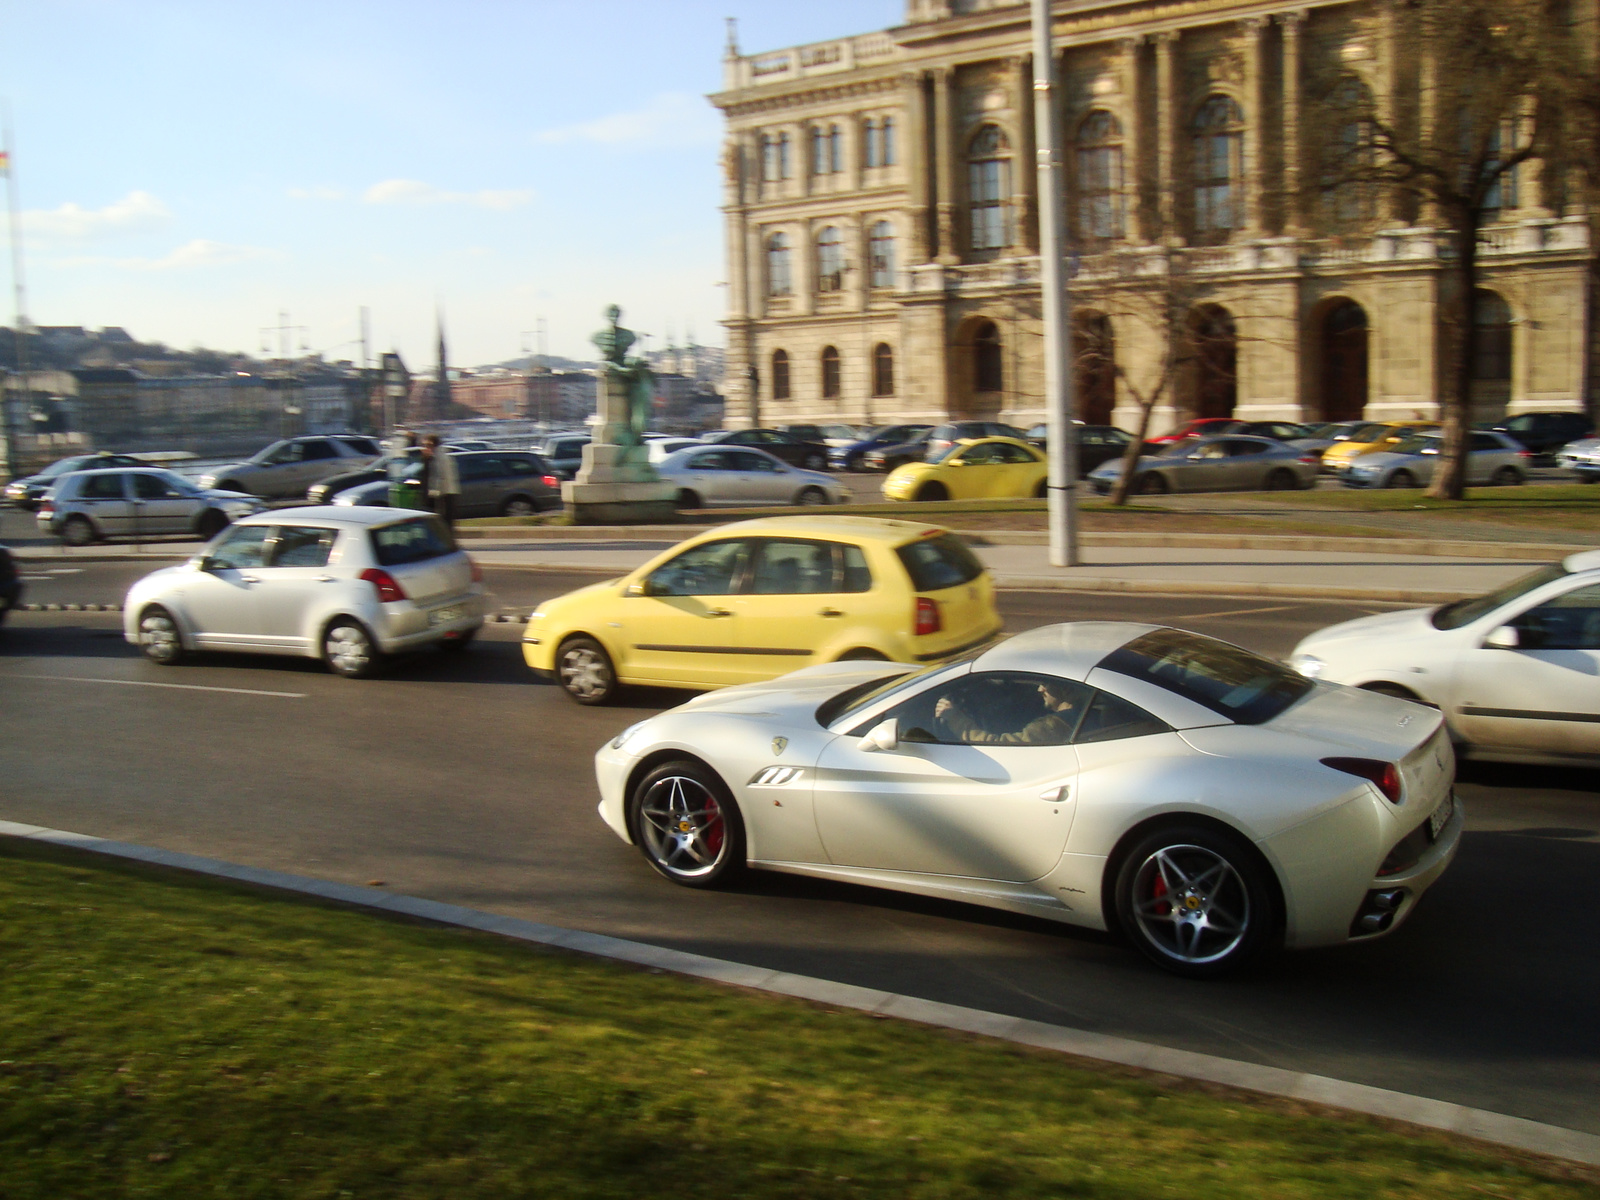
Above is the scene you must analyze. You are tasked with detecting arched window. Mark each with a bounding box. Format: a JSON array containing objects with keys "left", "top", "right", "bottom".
[
  {"left": 968, "top": 125, "right": 1011, "bottom": 252},
  {"left": 974, "top": 320, "right": 1003, "bottom": 393},
  {"left": 766, "top": 232, "right": 792, "bottom": 297},
  {"left": 863, "top": 118, "right": 879, "bottom": 168},
  {"left": 1473, "top": 290, "right": 1513, "bottom": 381},
  {"left": 872, "top": 343, "right": 895, "bottom": 397},
  {"left": 869, "top": 220, "right": 895, "bottom": 288},
  {"left": 771, "top": 350, "right": 791, "bottom": 400},
  {"left": 881, "top": 116, "right": 896, "bottom": 165},
  {"left": 1075, "top": 110, "right": 1125, "bottom": 243},
  {"left": 1074, "top": 311, "right": 1116, "bottom": 424},
  {"left": 1192, "top": 96, "right": 1244, "bottom": 240},
  {"left": 821, "top": 346, "right": 841, "bottom": 398},
  {"left": 816, "top": 226, "right": 845, "bottom": 292}
]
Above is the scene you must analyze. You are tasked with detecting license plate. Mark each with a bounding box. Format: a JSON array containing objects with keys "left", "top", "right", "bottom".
[
  {"left": 1427, "top": 792, "right": 1455, "bottom": 840},
  {"left": 428, "top": 604, "right": 464, "bottom": 626}
]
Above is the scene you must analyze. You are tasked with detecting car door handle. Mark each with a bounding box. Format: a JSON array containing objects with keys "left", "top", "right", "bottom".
[
  {"left": 1038, "top": 784, "right": 1071, "bottom": 802},
  {"left": 818, "top": 607, "right": 844, "bottom": 617},
  {"left": 705, "top": 608, "right": 733, "bottom": 617},
  {"left": 315, "top": 575, "right": 336, "bottom": 582},
  {"left": 239, "top": 575, "right": 261, "bottom": 584}
]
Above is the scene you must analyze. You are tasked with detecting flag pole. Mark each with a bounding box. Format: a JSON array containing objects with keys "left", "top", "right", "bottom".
[{"left": 1031, "top": 0, "right": 1078, "bottom": 567}]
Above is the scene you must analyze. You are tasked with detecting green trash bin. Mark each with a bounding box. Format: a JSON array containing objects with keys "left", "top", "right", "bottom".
[{"left": 389, "top": 478, "right": 426, "bottom": 510}]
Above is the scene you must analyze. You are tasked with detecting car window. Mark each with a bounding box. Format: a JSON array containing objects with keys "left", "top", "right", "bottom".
[
  {"left": 503, "top": 455, "right": 540, "bottom": 475},
  {"left": 957, "top": 443, "right": 1000, "bottom": 465},
  {"left": 208, "top": 524, "right": 271, "bottom": 568},
  {"left": 271, "top": 526, "right": 337, "bottom": 567},
  {"left": 300, "top": 440, "right": 339, "bottom": 460},
  {"left": 1504, "top": 414, "right": 1536, "bottom": 432},
  {"left": 646, "top": 539, "right": 749, "bottom": 597},
  {"left": 1099, "top": 628, "right": 1313, "bottom": 725},
  {"left": 1224, "top": 439, "right": 1269, "bottom": 457},
  {"left": 732, "top": 450, "right": 781, "bottom": 472},
  {"left": 457, "top": 455, "right": 499, "bottom": 482},
  {"left": 338, "top": 437, "right": 380, "bottom": 455},
  {"left": 370, "top": 516, "right": 456, "bottom": 565},
  {"left": 264, "top": 442, "right": 303, "bottom": 464},
  {"left": 132, "top": 472, "right": 186, "bottom": 499},
  {"left": 1468, "top": 433, "right": 1504, "bottom": 452},
  {"left": 1195, "top": 442, "right": 1229, "bottom": 460},
  {"left": 994, "top": 442, "right": 1037, "bottom": 463},
  {"left": 80, "top": 473, "right": 127, "bottom": 500},
  {"left": 896, "top": 533, "right": 984, "bottom": 591},
  {"left": 865, "top": 671, "right": 1091, "bottom": 746},
  {"left": 748, "top": 540, "right": 840, "bottom": 595},
  {"left": 1510, "top": 584, "right": 1600, "bottom": 650},
  {"left": 1073, "top": 690, "right": 1171, "bottom": 743},
  {"left": 686, "top": 451, "right": 733, "bottom": 471}
]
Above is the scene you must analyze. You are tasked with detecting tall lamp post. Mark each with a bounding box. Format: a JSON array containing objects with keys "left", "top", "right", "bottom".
[{"left": 1032, "top": 0, "right": 1080, "bottom": 566}]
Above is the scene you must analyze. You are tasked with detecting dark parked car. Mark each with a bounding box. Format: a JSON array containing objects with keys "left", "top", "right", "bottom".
[
  {"left": 861, "top": 427, "right": 935, "bottom": 471},
  {"left": 334, "top": 450, "right": 562, "bottom": 517},
  {"left": 541, "top": 434, "right": 592, "bottom": 481},
  {"left": 831, "top": 423, "right": 934, "bottom": 471},
  {"left": 4, "top": 452, "right": 149, "bottom": 510},
  {"left": 0, "top": 544, "right": 21, "bottom": 625},
  {"left": 704, "top": 428, "right": 832, "bottom": 471},
  {"left": 1481, "top": 410, "right": 1594, "bottom": 459},
  {"left": 1022, "top": 424, "right": 1136, "bottom": 473},
  {"left": 307, "top": 448, "right": 424, "bottom": 505},
  {"left": 925, "top": 420, "right": 1028, "bottom": 460},
  {"left": 1234, "top": 421, "right": 1315, "bottom": 442}
]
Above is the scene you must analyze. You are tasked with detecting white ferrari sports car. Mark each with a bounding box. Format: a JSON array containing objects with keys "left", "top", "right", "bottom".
[{"left": 594, "top": 622, "right": 1463, "bottom": 977}]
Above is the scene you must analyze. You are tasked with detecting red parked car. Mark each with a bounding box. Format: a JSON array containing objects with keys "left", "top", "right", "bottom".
[{"left": 1144, "top": 418, "right": 1243, "bottom": 449}]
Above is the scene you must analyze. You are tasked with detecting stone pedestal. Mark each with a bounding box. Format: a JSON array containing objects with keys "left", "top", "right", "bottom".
[{"left": 562, "top": 371, "right": 678, "bottom": 524}]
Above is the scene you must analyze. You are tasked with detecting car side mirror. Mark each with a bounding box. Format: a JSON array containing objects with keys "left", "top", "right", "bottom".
[
  {"left": 624, "top": 580, "right": 653, "bottom": 598},
  {"left": 1484, "top": 625, "right": 1520, "bottom": 649},
  {"left": 858, "top": 718, "right": 899, "bottom": 753}
]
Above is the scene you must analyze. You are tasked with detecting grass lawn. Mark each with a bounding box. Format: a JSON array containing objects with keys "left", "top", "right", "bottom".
[{"left": 2, "top": 837, "right": 1595, "bottom": 1199}]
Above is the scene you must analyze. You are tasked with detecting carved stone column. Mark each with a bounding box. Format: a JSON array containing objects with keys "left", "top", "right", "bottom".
[
  {"left": 903, "top": 70, "right": 932, "bottom": 262},
  {"left": 1155, "top": 31, "right": 1180, "bottom": 243},
  {"left": 1120, "top": 36, "right": 1146, "bottom": 243},
  {"left": 1008, "top": 54, "right": 1036, "bottom": 255},
  {"left": 1242, "top": 17, "right": 1267, "bottom": 237},
  {"left": 1281, "top": 11, "right": 1305, "bottom": 235},
  {"left": 933, "top": 65, "right": 960, "bottom": 264}
]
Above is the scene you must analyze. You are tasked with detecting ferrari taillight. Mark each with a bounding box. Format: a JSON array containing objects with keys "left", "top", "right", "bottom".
[
  {"left": 360, "top": 567, "right": 407, "bottom": 603},
  {"left": 1322, "top": 756, "right": 1402, "bottom": 803},
  {"left": 913, "top": 596, "right": 941, "bottom": 636}
]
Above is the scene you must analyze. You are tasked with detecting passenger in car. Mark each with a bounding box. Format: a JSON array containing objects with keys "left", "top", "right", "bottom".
[{"left": 934, "top": 678, "right": 1080, "bottom": 745}]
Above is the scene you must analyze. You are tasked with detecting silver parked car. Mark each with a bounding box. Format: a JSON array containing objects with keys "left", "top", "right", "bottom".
[
  {"left": 124, "top": 507, "right": 486, "bottom": 678},
  {"left": 1343, "top": 430, "right": 1529, "bottom": 489},
  {"left": 656, "top": 445, "right": 848, "bottom": 509},
  {"left": 37, "top": 468, "right": 264, "bottom": 546},
  {"left": 1087, "top": 435, "right": 1319, "bottom": 495},
  {"left": 331, "top": 450, "right": 562, "bottom": 516},
  {"left": 198, "top": 435, "right": 381, "bottom": 499}
]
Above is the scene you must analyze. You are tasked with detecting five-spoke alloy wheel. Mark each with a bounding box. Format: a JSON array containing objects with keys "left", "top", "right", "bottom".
[
  {"left": 628, "top": 760, "right": 745, "bottom": 887},
  {"left": 1114, "top": 824, "right": 1278, "bottom": 977}
]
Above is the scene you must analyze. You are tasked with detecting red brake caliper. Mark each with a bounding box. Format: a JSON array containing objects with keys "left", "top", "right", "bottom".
[
  {"left": 1150, "top": 871, "right": 1171, "bottom": 916},
  {"left": 701, "top": 795, "right": 724, "bottom": 856}
]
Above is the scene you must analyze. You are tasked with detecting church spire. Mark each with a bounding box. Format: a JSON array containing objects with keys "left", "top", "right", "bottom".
[{"left": 434, "top": 309, "right": 451, "bottom": 416}]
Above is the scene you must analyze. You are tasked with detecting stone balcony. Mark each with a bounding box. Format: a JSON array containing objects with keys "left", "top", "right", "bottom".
[{"left": 724, "top": 31, "right": 901, "bottom": 91}]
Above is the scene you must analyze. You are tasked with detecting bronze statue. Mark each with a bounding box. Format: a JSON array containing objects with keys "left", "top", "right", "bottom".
[{"left": 591, "top": 305, "right": 653, "bottom": 447}]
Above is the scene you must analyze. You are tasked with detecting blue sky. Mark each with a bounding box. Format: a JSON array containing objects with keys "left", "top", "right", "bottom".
[{"left": 1, "top": 0, "right": 901, "bottom": 369}]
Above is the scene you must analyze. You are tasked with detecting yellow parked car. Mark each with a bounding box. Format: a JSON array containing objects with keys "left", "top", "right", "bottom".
[
  {"left": 523, "top": 515, "right": 1003, "bottom": 704},
  {"left": 881, "top": 437, "right": 1049, "bottom": 503},
  {"left": 1319, "top": 421, "right": 1439, "bottom": 475}
]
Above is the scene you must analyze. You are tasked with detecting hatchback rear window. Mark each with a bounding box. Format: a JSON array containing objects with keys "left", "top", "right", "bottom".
[
  {"left": 896, "top": 533, "right": 983, "bottom": 592},
  {"left": 1098, "top": 628, "right": 1312, "bottom": 725},
  {"left": 370, "top": 516, "right": 456, "bottom": 565}
]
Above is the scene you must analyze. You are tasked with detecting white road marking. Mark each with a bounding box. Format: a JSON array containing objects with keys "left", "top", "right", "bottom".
[
  {"left": 1, "top": 673, "right": 306, "bottom": 698},
  {"left": 1179, "top": 603, "right": 1299, "bottom": 620}
]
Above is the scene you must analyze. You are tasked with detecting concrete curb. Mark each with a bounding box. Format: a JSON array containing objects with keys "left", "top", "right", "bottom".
[{"left": 4, "top": 816, "right": 1597, "bottom": 1170}]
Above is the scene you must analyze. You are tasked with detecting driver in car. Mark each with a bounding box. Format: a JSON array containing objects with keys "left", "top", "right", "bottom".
[{"left": 934, "top": 679, "right": 1080, "bottom": 745}]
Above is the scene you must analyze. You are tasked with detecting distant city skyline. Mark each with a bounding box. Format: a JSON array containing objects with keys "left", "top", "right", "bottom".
[{"left": 0, "top": 0, "right": 900, "bottom": 369}]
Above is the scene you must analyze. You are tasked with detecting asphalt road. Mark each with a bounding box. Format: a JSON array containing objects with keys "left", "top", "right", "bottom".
[{"left": 2, "top": 562, "right": 1597, "bottom": 1135}]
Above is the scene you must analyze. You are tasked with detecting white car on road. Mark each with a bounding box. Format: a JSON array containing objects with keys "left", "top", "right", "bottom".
[
  {"left": 593, "top": 622, "right": 1461, "bottom": 977},
  {"left": 125, "top": 507, "right": 486, "bottom": 677},
  {"left": 1293, "top": 550, "right": 1600, "bottom": 764}
]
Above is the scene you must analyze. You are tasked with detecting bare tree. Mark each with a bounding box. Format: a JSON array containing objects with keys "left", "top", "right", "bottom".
[{"left": 1310, "top": 0, "right": 1586, "bottom": 499}]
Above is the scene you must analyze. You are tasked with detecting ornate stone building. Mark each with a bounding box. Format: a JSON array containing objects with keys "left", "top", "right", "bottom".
[{"left": 712, "top": 0, "right": 1596, "bottom": 435}]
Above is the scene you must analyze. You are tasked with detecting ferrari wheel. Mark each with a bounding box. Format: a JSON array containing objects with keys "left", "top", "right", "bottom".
[
  {"left": 628, "top": 760, "right": 745, "bottom": 887},
  {"left": 1114, "top": 824, "right": 1278, "bottom": 978}
]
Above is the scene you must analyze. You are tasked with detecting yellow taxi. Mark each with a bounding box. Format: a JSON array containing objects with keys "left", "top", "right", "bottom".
[
  {"left": 523, "top": 515, "right": 1003, "bottom": 704},
  {"left": 881, "top": 437, "right": 1048, "bottom": 503},
  {"left": 1319, "top": 420, "right": 1439, "bottom": 475}
]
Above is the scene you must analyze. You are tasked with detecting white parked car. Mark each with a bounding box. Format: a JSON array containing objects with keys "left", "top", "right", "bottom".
[
  {"left": 656, "top": 445, "right": 847, "bottom": 509},
  {"left": 593, "top": 622, "right": 1462, "bottom": 977},
  {"left": 1292, "top": 550, "right": 1600, "bottom": 764},
  {"left": 124, "top": 507, "right": 486, "bottom": 677}
]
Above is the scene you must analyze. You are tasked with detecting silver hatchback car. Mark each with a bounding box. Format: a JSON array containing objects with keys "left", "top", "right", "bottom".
[
  {"left": 38, "top": 467, "right": 263, "bottom": 545},
  {"left": 124, "top": 507, "right": 486, "bottom": 677}
]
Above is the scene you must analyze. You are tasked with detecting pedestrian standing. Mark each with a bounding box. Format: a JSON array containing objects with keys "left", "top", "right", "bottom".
[{"left": 422, "top": 434, "right": 459, "bottom": 529}]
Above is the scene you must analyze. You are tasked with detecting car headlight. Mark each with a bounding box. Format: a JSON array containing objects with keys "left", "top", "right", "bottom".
[
  {"left": 611, "top": 720, "right": 648, "bottom": 750},
  {"left": 1291, "top": 653, "right": 1324, "bottom": 679}
]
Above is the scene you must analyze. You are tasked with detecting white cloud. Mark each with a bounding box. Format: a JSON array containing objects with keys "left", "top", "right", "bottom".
[
  {"left": 532, "top": 92, "right": 718, "bottom": 147},
  {"left": 23, "top": 190, "right": 171, "bottom": 241},
  {"left": 362, "top": 179, "right": 534, "bottom": 210},
  {"left": 55, "top": 239, "right": 279, "bottom": 271},
  {"left": 288, "top": 185, "right": 347, "bottom": 201}
]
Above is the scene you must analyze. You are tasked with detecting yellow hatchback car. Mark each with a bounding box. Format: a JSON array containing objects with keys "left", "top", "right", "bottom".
[
  {"left": 523, "top": 515, "right": 1003, "bottom": 704},
  {"left": 1319, "top": 421, "right": 1439, "bottom": 475},
  {"left": 882, "top": 437, "right": 1048, "bottom": 503}
]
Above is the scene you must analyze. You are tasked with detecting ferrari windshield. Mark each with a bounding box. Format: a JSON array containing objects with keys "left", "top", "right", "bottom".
[{"left": 816, "top": 653, "right": 981, "bottom": 728}]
